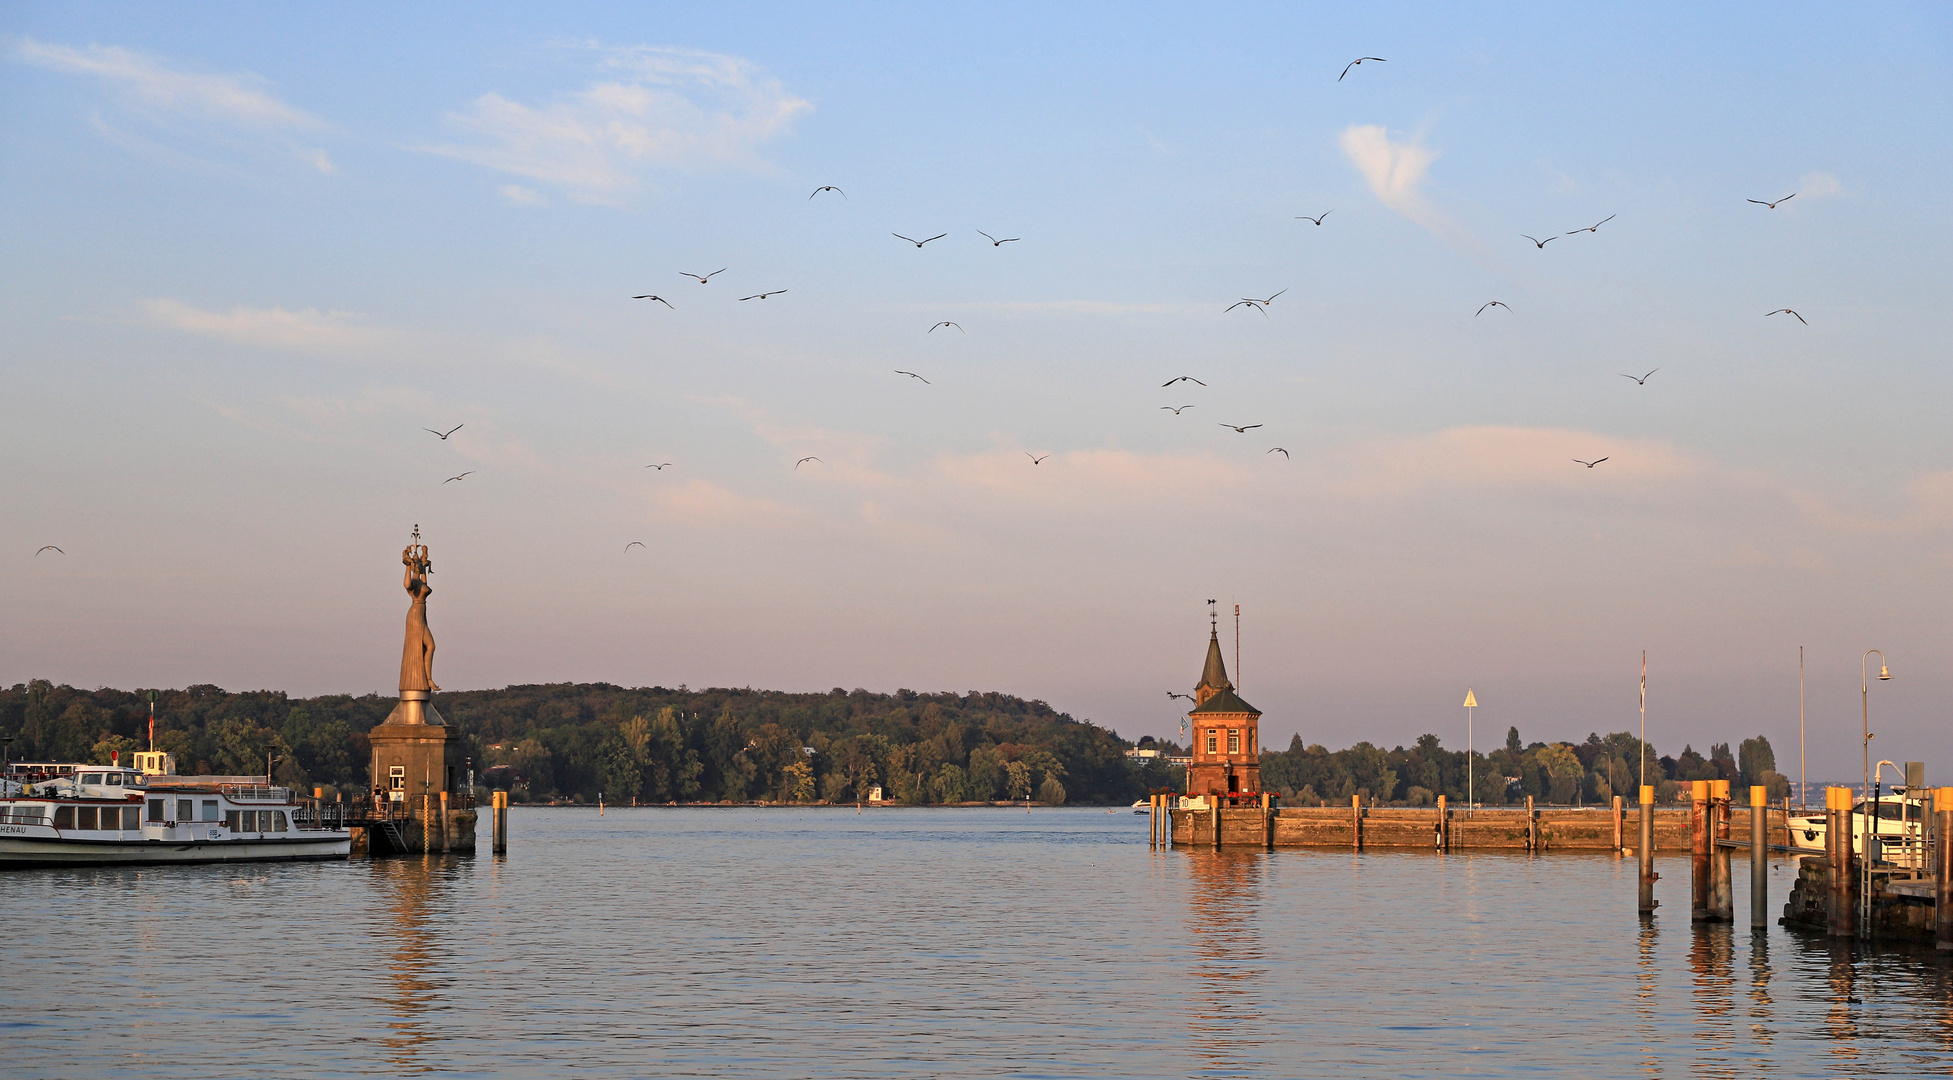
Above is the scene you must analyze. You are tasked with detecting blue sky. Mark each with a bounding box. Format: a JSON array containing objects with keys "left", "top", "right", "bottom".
[{"left": 4, "top": 3, "right": 1951, "bottom": 776}]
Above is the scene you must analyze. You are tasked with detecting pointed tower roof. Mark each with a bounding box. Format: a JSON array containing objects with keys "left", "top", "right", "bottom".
[{"left": 1198, "top": 628, "right": 1232, "bottom": 693}]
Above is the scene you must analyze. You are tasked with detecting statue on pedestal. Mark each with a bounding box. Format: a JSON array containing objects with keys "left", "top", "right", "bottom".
[{"left": 399, "top": 525, "right": 440, "bottom": 694}]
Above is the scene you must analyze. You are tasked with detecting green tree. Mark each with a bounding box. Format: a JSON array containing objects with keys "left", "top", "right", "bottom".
[
  {"left": 1738, "top": 736, "right": 1777, "bottom": 787},
  {"left": 1536, "top": 743, "right": 1583, "bottom": 804}
]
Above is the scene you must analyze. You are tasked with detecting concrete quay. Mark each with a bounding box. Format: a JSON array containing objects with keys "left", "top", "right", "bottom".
[{"left": 1167, "top": 801, "right": 1786, "bottom": 853}]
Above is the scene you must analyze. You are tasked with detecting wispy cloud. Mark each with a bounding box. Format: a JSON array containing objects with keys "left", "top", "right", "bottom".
[
  {"left": 500, "top": 184, "right": 547, "bottom": 206},
  {"left": 421, "top": 44, "right": 811, "bottom": 203},
  {"left": 1339, "top": 124, "right": 1444, "bottom": 232},
  {"left": 1796, "top": 171, "right": 1844, "bottom": 200},
  {"left": 15, "top": 38, "right": 336, "bottom": 171},
  {"left": 143, "top": 298, "right": 379, "bottom": 354}
]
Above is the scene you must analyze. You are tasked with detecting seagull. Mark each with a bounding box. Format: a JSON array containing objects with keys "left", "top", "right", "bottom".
[
  {"left": 631, "top": 295, "right": 673, "bottom": 308},
  {"left": 1565, "top": 214, "right": 1616, "bottom": 235},
  {"left": 1162, "top": 376, "right": 1206, "bottom": 387},
  {"left": 1767, "top": 308, "right": 1808, "bottom": 325},
  {"left": 1161, "top": 405, "right": 1194, "bottom": 414},
  {"left": 1476, "top": 301, "right": 1510, "bottom": 316},
  {"left": 1248, "top": 289, "right": 1287, "bottom": 306},
  {"left": 35, "top": 545, "right": 64, "bottom": 556},
  {"left": 625, "top": 541, "right": 646, "bottom": 551},
  {"left": 1748, "top": 193, "right": 1796, "bottom": 209},
  {"left": 739, "top": 290, "right": 787, "bottom": 301},
  {"left": 645, "top": 463, "right": 671, "bottom": 470},
  {"left": 424, "top": 424, "right": 463, "bottom": 440},
  {"left": 893, "top": 233, "right": 946, "bottom": 248},
  {"left": 1027, "top": 453, "right": 1050, "bottom": 465},
  {"left": 1573, "top": 457, "right": 1608, "bottom": 468},
  {"left": 443, "top": 472, "right": 473, "bottom": 483},
  {"left": 1295, "top": 211, "right": 1332, "bottom": 225},
  {"left": 1339, "top": 57, "right": 1385, "bottom": 81},
  {"left": 1267, "top": 447, "right": 1289, "bottom": 458},
  {"left": 1225, "top": 299, "right": 1269, "bottom": 316},
  {"left": 809, "top": 186, "right": 846, "bottom": 200},
  {"left": 1522, "top": 234, "right": 1558, "bottom": 249},
  {"left": 894, "top": 370, "right": 931, "bottom": 383},
  {"left": 680, "top": 269, "right": 725, "bottom": 284},
  {"left": 795, "top": 456, "right": 822, "bottom": 469},
  {"left": 976, "top": 231, "right": 1020, "bottom": 246},
  {"left": 1219, "top": 423, "right": 1263, "bottom": 433},
  {"left": 1619, "top": 369, "right": 1658, "bottom": 385},
  {"left": 929, "top": 321, "right": 963, "bottom": 333}
]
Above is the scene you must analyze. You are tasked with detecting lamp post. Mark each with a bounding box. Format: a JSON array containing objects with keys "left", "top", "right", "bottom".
[
  {"left": 1463, "top": 689, "right": 1478, "bottom": 811},
  {"left": 1860, "top": 649, "right": 1890, "bottom": 935}
]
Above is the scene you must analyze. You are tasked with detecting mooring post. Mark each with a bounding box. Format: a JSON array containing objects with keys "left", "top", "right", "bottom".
[
  {"left": 1212, "top": 802, "right": 1222, "bottom": 850},
  {"left": 1612, "top": 794, "right": 1624, "bottom": 852},
  {"left": 1750, "top": 784, "right": 1768, "bottom": 929},
  {"left": 1936, "top": 786, "right": 1953, "bottom": 951},
  {"left": 438, "top": 790, "right": 450, "bottom": 853},
  {"left": 491, "top": 789, "right": 508, "bottom": 855},
  {"left": 1638, "top": 785, "right": 1657, "bottom": 916},
  {"left": 1525, "top": 795, "right": 1536, "bottom": 852},
  {"left": 1352, "top": 793, "right": 1362, "bottom": 852},
  {"left": 1826, "top": 786, "right": 1853, "bottom": 937},
  {"left": 1437, "top": 794, "right": 1448, "bottom": 851},
  {"left": 1690, "top": 780, "right": 1711, "bottom": 921},
  {"left": 1710, "top": 779, "right": 1733, "bottom": 922}
]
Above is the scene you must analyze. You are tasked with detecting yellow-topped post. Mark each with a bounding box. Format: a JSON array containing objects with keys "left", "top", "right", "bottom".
[
  {"left": 1750, "top": 785, "right": 1769, "bottom": 928},
  {"left": 1936, "top": 787, "right": 1953, "bottom": 950},
  {"left": 1638, "top": 785, "right": 1657, "bottom": 916}
]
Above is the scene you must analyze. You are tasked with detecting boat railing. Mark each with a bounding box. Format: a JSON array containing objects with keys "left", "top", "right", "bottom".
[{"left": 218, "top": 784, "right": 292, "bottom": 802}]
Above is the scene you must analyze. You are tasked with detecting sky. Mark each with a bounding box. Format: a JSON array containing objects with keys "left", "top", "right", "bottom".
[{"left": 3, "top": 3, "right": 1951, "bottom": 778}]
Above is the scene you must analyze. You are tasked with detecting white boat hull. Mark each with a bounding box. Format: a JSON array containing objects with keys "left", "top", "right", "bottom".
[{"left": 0, "top": 824, "right": 350, "bottom": 867}]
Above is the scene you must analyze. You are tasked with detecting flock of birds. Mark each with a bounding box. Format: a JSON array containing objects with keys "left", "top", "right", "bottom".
[{"left": 30, "top": 57, "right": 1818, "bottom": 561}]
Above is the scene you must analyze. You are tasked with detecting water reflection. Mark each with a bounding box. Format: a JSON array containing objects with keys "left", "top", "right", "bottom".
[
  {"left": 1635, "top": 919, "right": 1660, "bottom": 1079},
  {"left": 370, "top": 854, "right": 457, "bottom": 1074},
  {"left": 1823, "top": 939, "right": 1860, "bottom": 1064},
  {"left": 1748, "top": 933, "right": 1774, "bottom": 1047},
  {"left": 1688, "top": 925, "right": 1737, "bottom": 1078},
  {"left": 1182, "top": 849, "right": 1268, "bottom": 1078}
]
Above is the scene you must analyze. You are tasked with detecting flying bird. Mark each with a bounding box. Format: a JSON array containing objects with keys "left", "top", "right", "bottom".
[
  {"left": 1573, "top": 458, "right": 1608, "bottom": 468},
  {"left": 625, "top": 541, "right": 645, "bottom": 551},
  {"left": 1339, "top": 57, "right": 1385, "bottom": 81},
  {"left": 443, "top": 472, "right": 473, "bottom": 483},
  {"left": 809, "top": 186, "right": 846, "bottom": 200},
  {"left": 35, "top": 545, "right": 64, "bottom": 556},
  {"left": 976, "top": 231, "right": 1019, "bottom": 246},
  {"left": 1225, "top": 299, "right": 1269, "bottom": 316},
  {"left": 1027, "top": 453, "right": 1050, "bottom": 465},
  {"left": 645, "top": 463, "right": 671, "bottom": 470},
  {"left": 795, "top": 456, "right": 822, "bottom": 469},
  {"left": 1267, "top": 447, "right": 1289, "bottom": 458},
  {"left": 894, "top": 370, "right": 931, "bottom": 383},
  {"left": 1619, "top": 369, "right": 1658, "bottom": 385},
  {"left": 739, "top": 290, "right": 787, "bottom": 301},
  {"left": 1565, "top": 214, "right": 1616, "bottom": 235},
  {"left": 680, "top": 269, "right": 725, "bottom": 283},
  {"left": 1767, "top": 308, "right": 1808, "bottom": 325},
  {"left": 631, "top": 295, "right": 673, "bottom": 308},
  {"left": 1295, "top": 211, "right": 1332, "bottom": 225},
  {"left": 1522, "top": 234, "right": 1558, "bottom": 249},
  {"left": 424, "top": 424, "right": 463, "bottom": 440},
  {"left": 893, "top": 233, "right": 947, "bottom": 248},
  {"left": 1161, "top": 405, "right": 1194, "bottom": 415},
  {"left": 1476, "top": 301, "right": 1510, "bottom": 316},
  {"left": 1219, "top": 423, "right": 1263, "bottom": 433},
  {"left": 929, "top": 321, "right": 963, "bottom": 333},
  {"left": 1748, "top": 193, "right": 1796, "bottom": 209},
  {"left": 1248, "top": 289, "right": 1287, "bottom": 306},
  {"left": 1162, "top": 376, "right": 1206, "bottom": 387}
]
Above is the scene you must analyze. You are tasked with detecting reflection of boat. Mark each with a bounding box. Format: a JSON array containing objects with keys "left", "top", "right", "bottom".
[
  {"left": 1788, "top": 790, "right": 1928, "bottom": 867},
  {"left": 0, "top": 767, "right": 351, "bottom": 867}
]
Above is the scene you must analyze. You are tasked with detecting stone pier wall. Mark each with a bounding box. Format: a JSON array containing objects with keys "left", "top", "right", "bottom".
[{"left": 1170, "top": 805, "right": 1785, "bottom": 851}]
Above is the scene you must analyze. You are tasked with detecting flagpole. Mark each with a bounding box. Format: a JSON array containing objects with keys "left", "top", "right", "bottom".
[{"left": 1639, "top": 651, "right": 1647, "bottom": 790}]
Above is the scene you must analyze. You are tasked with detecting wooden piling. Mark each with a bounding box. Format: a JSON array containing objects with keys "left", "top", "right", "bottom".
[
  {"left": 1612, "top": 794, "right": 1624, "bottom": 852},
  {"left": 1638, "top": 785, "right": 1657, "bottom": 916},
  {"left": 1750, "top": 785, "right": 1768, "bottom": 929},
  {"left": 1690, "top": 779, "right": 1711, "bottom": 921},
  {"left": 437, "top": 791, "right": 450, "bottom": 853},
  {"left": 1352, "top": 793, "right": 1363, "bottom": 851},
  {"left": 1525, "top": 795, "right": 1537, "bottom": 851},
  {"left": 491, "top": 789, "right": 508, "bottom": 854},
  {"left": 1826, "top": 786, "right": 1852, "bottom": 937},
  {"left": 1710, "top": 779, "right": 1733, "bottom": 922},
  {"left": 1212, "top": 803, "right": 1221, "bottom": 850},
  {"left": 1262, "top": 793, "right": 1274, "bottom": 851},
  {"left": 1436, "top": 794, "right": 1448, "bottom": 851},
  {"left": 1936, "top": 787, "right": 1953, "bottom": 951}
]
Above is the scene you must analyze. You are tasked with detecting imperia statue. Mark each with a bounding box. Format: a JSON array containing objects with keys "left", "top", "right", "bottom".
[{"left": 399, "top": 525, "right": 439, "bottom": 693}]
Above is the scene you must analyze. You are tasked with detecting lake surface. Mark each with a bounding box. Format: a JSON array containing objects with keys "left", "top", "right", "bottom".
[{"left": 7, "top": 807, "right": 1953, "bottom": 1078}]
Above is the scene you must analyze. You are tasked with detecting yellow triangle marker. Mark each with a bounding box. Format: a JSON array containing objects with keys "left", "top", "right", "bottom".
[{"left": 1462, "top": 689, "right": 1478, "bottom": 708}]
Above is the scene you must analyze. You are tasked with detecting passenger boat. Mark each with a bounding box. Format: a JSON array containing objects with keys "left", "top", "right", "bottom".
[
  {"left": 1788, "top": 790, "right": 1928, "bottom": 868},
  {"left": 0, "top": 765, "right": 351, "bottom": 868}
]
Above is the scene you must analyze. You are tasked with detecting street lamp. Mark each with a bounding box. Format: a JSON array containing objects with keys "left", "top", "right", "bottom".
[{"left": 1860, "top": 649, "right": 1890, "bottom": 934}]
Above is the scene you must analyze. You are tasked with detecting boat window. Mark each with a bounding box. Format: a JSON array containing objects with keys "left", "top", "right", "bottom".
[
  {"left": 54, "top": 806, "right": 74, "bottom": 829},
  {"left": 200, "top": 800, "right": 218, "bottom": 822},
  {"left": 225, "top": 810, "right": 240, "bottom": 831},
  {"left": 176, "top": 799, "right": 193, "bottom": 822},
  {"left": 128, "top": 775, "right": 146, "bottom": 787},
  {"left": 148, "top": 799, "right": 165, "bottom": 822},
  {"left": 81, "top": 774, "right": 102, "bottom": 785},
  {"left": 273, "top": 811, "right": 288, "bottom": 832},
  {"left": 121, "top": 807, "right": 140, "bottom": 830},
  {"left": 1854, "top": 802, "right": 1908, "bottom": 821},
  {"left": 77, "top": 807, "right": 99, "bottom": 830}
]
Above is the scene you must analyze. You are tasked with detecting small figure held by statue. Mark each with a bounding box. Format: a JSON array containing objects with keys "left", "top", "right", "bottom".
[{"left": 399, "top": 525, "right": 440, "bottom": 693}]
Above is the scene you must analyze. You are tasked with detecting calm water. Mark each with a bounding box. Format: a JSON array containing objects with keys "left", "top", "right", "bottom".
[{"left": 7, "top": 807, "right": 1953, "bottom": 1078}]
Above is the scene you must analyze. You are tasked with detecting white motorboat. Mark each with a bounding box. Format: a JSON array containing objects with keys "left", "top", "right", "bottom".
[
  {"left": 1787, "top": 789, "right": 1928, "bottom": 868},
  {"left": 0, "top": 766, "right": 351, "bottom": 868}
]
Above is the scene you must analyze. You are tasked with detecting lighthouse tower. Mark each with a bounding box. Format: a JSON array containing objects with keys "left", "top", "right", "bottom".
[{"left": 1183, "top": 611, "right": 1262, "bottom": 803}]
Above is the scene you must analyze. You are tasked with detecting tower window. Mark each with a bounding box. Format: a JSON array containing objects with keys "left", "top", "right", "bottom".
[
  {"left": 1205, "top": 730, "right": 1218, "bottom": 754},
  {"left": 1228, "top": 730, "right": 1240, "bottom": 754}
]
